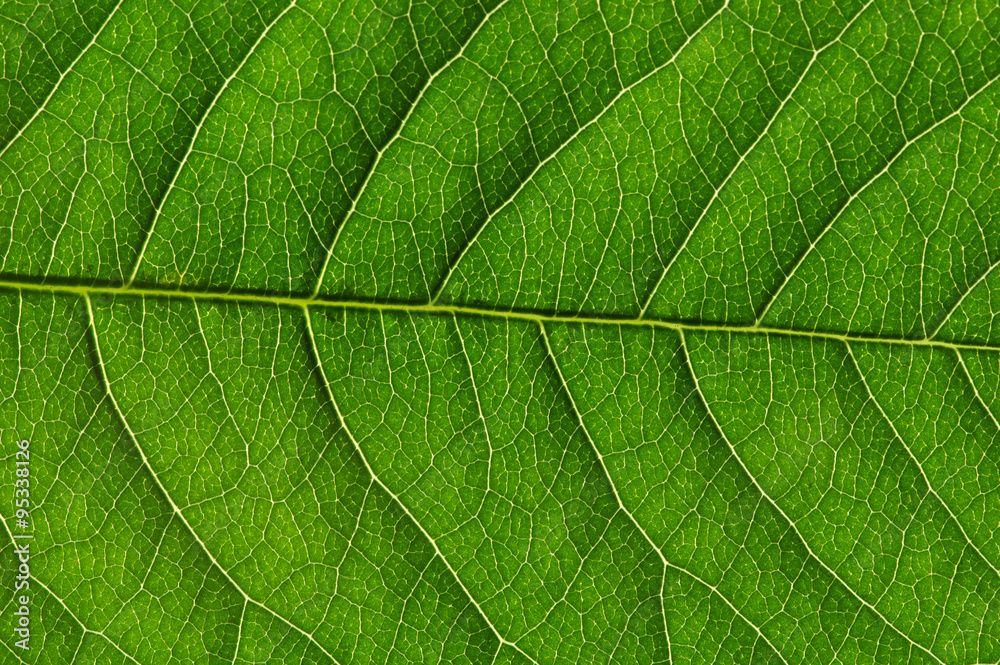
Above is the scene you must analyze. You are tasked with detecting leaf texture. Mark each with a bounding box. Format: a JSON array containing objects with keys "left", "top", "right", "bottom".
[{"left": 1, "top": 0, "right": 999, "bottom": 663}]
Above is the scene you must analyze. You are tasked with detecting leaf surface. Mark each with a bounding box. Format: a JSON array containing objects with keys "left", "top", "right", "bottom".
[{"left": 1, "top": 0, "right": 999, "bottom": 662}]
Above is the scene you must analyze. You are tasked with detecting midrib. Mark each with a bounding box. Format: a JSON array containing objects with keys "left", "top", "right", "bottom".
[{"left": 1, "top": 277, "right": 995, "bottom": 354}]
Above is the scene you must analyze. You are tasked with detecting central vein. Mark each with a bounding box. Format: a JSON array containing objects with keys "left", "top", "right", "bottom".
[{"left": 2, "top": 278, "right": 996, "bottom": 354}]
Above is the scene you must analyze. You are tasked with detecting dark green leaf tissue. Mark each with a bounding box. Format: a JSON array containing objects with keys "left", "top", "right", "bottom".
[{"left": 1, "top": 0, "right": 999, "bottom": 662}]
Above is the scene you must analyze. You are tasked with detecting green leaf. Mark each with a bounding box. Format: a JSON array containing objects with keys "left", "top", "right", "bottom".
[{"left": 1, "top": 0, "right": 999, "bottom": 662}]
